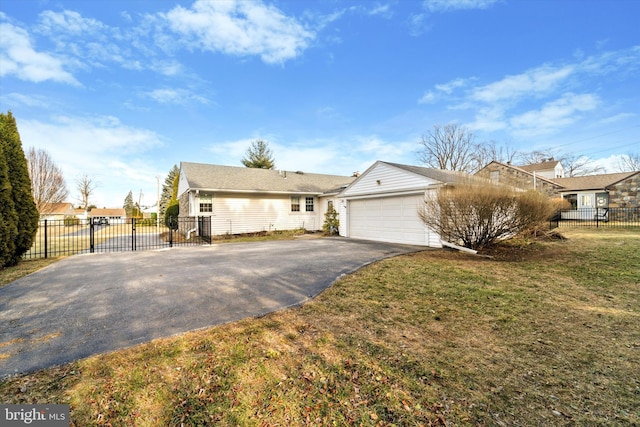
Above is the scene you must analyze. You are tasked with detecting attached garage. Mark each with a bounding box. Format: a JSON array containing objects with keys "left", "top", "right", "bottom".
[
  {"left": 339, "top": 161, "right": 472, "bottom": 247},
  {"left": 348, "top": 194, "right": 429, "bottom": 245}
]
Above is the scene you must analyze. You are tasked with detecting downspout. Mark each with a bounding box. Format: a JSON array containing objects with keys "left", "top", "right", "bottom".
[
  {"left": 187, "top": 215, "right": 198, "bottom": 240},
  {"left": 440, "top": 240, "right": 478, "bottom": 254}
]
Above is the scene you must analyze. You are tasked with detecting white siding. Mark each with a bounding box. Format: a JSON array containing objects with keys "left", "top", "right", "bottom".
[
  {"left": 341, "top": 162, "right": 438, "bottom": 197},
  {"left": 535, "top": 169, "right": 556, "bottom": 179},
  {"left": 337, "top": 198, "right": 348, "bottom": 236},
  {"left": 202, "top": 193, "right": 322, "bottom": 235},
  {"left": 177, "top": 169, "right": 190, "bottom": 197},
  {"left": 338, "top": 162, "right": 443, "bottom": 247}
]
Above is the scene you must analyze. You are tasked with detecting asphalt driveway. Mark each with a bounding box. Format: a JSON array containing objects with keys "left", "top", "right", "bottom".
[{"left": 0, "top": 238, "right": 423, "bottom": 378}]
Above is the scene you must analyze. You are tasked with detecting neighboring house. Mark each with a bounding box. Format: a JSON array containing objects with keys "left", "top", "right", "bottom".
[
  {"left": 39, "top": 202, "right": 76, "bottom": 221},
  {"left": 75, "top": 208, "right": 89, "bottom": 224},
  {"left": 90, "top": 208, "right": 127, "bottom": 224},
  {"left": 553, "top": 171, "right": 640, "bottom": 220},
  {"left": 475, "top": 160, "right": 564, "bottom": 197},
  {"left": 177, "top": 162, "right": 356, "bottom": 236},
  {"left": 476, "top": 161, "right": 640, "bottom": 219},
  {"left": 517, "top": 159, "right": 565, "bottom": 179},
  {"left": 337, "top": 161, "right": 480, "bottom": 247}
]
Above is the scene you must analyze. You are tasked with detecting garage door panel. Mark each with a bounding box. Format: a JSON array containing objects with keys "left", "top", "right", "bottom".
[{"left": 349, "top": 195, "right": 427, "bottom": 245}]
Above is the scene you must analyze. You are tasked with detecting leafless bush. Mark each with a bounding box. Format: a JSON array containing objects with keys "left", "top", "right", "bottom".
[{"left": 419, "top": 182, "right": 553, "bottom": 250}]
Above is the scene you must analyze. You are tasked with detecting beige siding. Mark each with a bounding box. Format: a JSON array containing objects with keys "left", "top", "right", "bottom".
[
  {"left": 338, "top": 198, "right": 348, "bottom": 236},
  {"left": 341, "top": 162, "right": 437, "bottom": 197},
  {"left": 204, "top": 193, "right": 322, "bottom": 235}
]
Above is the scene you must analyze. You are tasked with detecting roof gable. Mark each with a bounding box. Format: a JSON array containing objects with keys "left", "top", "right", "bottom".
[
  {"left": 41, "top": 202, "right": 75, "bottom": 215},
  {"left": 180, "top": 162, "right": 355, "bottom": 194},
  {"left": 341, "top": 161, "right": 480, "bottom": 197}
]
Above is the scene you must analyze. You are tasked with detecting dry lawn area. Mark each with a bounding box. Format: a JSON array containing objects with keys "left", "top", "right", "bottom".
[{"left": 1, "top": 229, "right": 638, "bottom": 426}]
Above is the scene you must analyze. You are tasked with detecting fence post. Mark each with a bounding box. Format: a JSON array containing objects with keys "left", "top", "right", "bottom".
[
  {"left": 90, "top": 218, "right": 95, "bottom": 253},
  {"left": 595, "top": 207, "right": 599, "bottom": 228},
  {"left": 43, "top": 219, "right": 48, "bottom": 259},
  {"left": 169, "top": 218, "right": 173, "bottom": 248},
  {"left": 132, "top": 218, "right": 136, "bottom": 251}
]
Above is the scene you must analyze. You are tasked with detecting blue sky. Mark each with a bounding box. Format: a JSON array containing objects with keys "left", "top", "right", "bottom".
[{"left": 1, "top": 0, "right": 638, "bottom": 208}]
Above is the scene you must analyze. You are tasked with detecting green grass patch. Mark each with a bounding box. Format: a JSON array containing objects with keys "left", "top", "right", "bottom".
[{"left": 1, "top": 229, "right": 638, "bottom": 425}]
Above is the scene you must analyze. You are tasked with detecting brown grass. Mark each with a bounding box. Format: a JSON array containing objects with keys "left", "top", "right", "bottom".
[{"left": 1, "top": 228, "right": 638, "bottom": 426}]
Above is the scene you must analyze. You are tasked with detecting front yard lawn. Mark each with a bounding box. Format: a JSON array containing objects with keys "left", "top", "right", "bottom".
[{"left": 1, "top": 229, "right": 638, "bottom": 425}]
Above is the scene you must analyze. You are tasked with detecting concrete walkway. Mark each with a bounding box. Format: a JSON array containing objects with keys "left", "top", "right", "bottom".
[{"left": 0, "top": 238, "right": 423, "bottom": 378}]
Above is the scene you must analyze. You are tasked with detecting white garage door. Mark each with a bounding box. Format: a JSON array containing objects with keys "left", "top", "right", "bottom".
[{"left": 348, "top": 194, "right": 428, "bottom": 245}]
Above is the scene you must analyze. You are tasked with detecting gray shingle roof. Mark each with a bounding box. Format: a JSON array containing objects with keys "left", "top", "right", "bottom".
[
  {"left": 382, "top": 162, "right": 483, "bottom": 185},
  {"left": 518, "top": 160, "right": 561, "bottom": 173},
  {"left": 180, "top": 162, "right": 355, "bottom": 194},
  {"left": 552, "top": 171, "right": 639, "bottom": 191}
]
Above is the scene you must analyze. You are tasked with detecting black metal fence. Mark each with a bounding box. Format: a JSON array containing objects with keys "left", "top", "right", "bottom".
[
  {"left": 23, "top": 217, "right": 213, "bottom": 259},
  {"left": 550, "top": 207, "right": 640, "bottom": 229}
]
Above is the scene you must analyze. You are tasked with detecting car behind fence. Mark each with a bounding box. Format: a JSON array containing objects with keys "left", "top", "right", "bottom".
[{"left": 23, "top": 217, "right": 213, "bottom": 259}]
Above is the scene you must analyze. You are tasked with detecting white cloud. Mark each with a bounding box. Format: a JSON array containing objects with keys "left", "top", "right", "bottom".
[
  {"left": 2, "top": 92, "right": 53, "bottom": 108},
  {"left": 206, "top": 134, "right": 417, "bottom": 176},
  {"left": 597, "top": 113, "right": 636, "bottom": 125},
  {"left": 419, "top": 78, "right": 471, "bottom": 104},
  {"left": 418, "top": 91, "right": 437, "bottom": 104},
  {"left": 471, "top": 65, "right": 574, "bottom": 103},
  {"left": 435, "top": 77, "right": 468, "bottom": 94},
  {"left": 425, "top": 0, "right": 501, "bottom": 13},
  {"left": 454, "top": 47, "right": 639, "bottom": 138},
  {"left": 0, "top": 21, "right": 79, "bottom": 85},
  {"left": 145, "top": 88, "right": 210, "bottom": 105},
  {"left": 368, "top": 3, "right": 394, "bottom": 18},
  {"left": 164, "top": 0, "right": 314, "bottom": 64},
  {"left": 509, "top": 93, "right": 599, "bottom": 137},
  {"left": 37, "top": 10, "right": 107, "bottom": 36},
  {"left": 18, "top": 115, "right": 165, "bottom": 207}
]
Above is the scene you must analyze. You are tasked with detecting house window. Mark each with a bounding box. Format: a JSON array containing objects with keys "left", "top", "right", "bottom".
[
  {"left": 489, "top": 171, "right": 499, "bottom": 183},
  {"left": 199, "top": 194, "right": 212, "bottom": 213},
  {"left": 305, "top": 197, "right": 314, "bottom": 212},
  {"left": 564, "top": 194, "right": 577, "bottom": 210},
  {"left": 581, "top": 195, "right": 593, "bottom": 207},
  {"left": 291, "top": 196, "right": 300, "bottom": 212}
]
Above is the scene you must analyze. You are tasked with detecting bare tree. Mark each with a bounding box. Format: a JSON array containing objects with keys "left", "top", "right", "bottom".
[
  {"left": 560, "top": 154, "right": 605, "bottom": 177},
  {"left": 616, "top": 152, "right": 640, "bottom": 172},
  {"left": 417, "top": 124, "right": 478, "bottom": 172},
  {"left": 26, "top": 147, "right": 69, "bottom": 214},
  {"left": 473, "top": 140, "right": 518, "bottom": 170},
  {"left": 76, "top": 174, "right": 96, "bottom": 210},
  {"left": 517, "top": 149, "right": 558, "bottom": 165}
]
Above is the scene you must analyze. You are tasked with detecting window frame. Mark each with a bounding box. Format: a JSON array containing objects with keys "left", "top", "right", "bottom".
[
  {"left": 199, "top": 194, "right": 213, "bottom": 213},
  {"left": 291, "top": 196, "right": 300, "bottom": 212},
  {"left": 305, "top": 196, "right": 314, "bottom": 212},
  {"left": 563, "top": 193, "right": 577, "bottom": 210}
]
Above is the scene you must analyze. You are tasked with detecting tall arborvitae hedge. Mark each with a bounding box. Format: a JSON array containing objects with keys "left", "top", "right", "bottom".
[
  {"left": 0, "top": 112, "right": 39, "bottom": 267},
  {"left": 0, "top": 142, "right": 18, "bottom": 268}
]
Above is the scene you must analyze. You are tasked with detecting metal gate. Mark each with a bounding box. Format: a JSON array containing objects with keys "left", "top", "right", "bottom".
[{"left": 23, "top": 217, "right": 213, "bottom": 259}]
